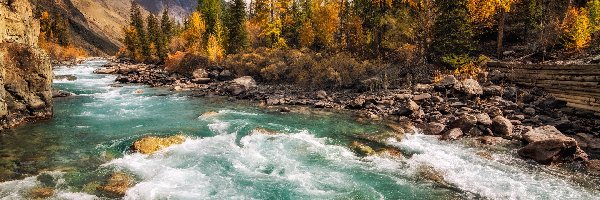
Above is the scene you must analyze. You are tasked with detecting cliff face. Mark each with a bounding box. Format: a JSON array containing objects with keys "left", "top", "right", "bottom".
[{"left": 0, "top": 0, "right": 53, "bottom": 130}]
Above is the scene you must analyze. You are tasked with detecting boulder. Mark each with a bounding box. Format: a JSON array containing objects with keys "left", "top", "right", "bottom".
[
  {"left": 518, "top": 126, "right": 588, "bottom": 164},
  {"left": 491, "top": 116, "right": 513, "bottom": 137},
  {"left": 442, "top": 128, "right": 463, "bottom": 140},
  {"left": 54, "top": 75, "right": 77, "bottom": 81},
  {"left": 413, "top": 93, "right": 432, "bottom": 101},
  {"left": 349, "top": 141, "right": 375, "bottom": 156},
  {"left": 315, "top": 90, "right": 328, "bottom": 100},
  {"left": 251, "top": 127, "right": 280, "bottom": 135},
  {"left": 449, "top": 114, "right": 477, "bottom": 132},
  {"left": 424, "top": 122, "right": 446, "bottom": 135},
  {"left": 29, "top": 187, "right": 54, "bottom": 199},
  {"left": 376, "top": 148, "right": 404, "bottom": 159},
  {"left": 455, "top": 79, "right": 483, "bottom": 96},
  {"left": 232, "top": 76, "right": 257, "bottom": 89},
  {"left": 99, "top": 172, "right": 133, "bottom": 197},
  {"left": 131, "top": 135, "right": 186, "bottom": 154},
  {"left": 436, "top": 75, "right": 458, "bottom": 87},
  {"left": 483, "top": 85, "right": 503, "bottom": 97},
  {"left": 94, "top": 68, "right": 117, "bottom": 74},
  {"left": 52, "top": 89, "right": 74, "bottom": 98},
  {"left": 218, "top": 70, "right": 234, "bottom": 81},
  {"left": 475, "top": 113, "right": 492, "bottom": 126},
  {"left": 192, "top": 68, "right": 208, "bottom": 79},
  {"left": 199, "top": 111, "right": 219, "bottom": 119},
  {"left": 414, "top": 84, "right": 433, "bottom": 92}
]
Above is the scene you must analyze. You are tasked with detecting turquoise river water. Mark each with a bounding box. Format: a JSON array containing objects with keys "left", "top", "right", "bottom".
[{"left": 0, "top": 60, "right": 599, "bottom": 199}]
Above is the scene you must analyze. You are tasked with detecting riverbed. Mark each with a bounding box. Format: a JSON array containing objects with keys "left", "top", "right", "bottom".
[{"left": 0, "top": 60, "right": 598, "bottom": 199}]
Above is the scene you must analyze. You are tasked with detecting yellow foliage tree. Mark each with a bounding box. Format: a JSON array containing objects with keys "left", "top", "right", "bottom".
[
  {"left": 467, "top": 0, "right": 518, "bottom": 57},
  {"left": 182, "top": 11, "right": 207, "bottom": 54},
  {"left": 563, "top": 7, "right": 592, "bottom": 50},
  {"left": 207, "top": 34, "right": 225, "bottom": 62},
  {"left": 312, "top": 0, "right": 341, "bottom": 48}
]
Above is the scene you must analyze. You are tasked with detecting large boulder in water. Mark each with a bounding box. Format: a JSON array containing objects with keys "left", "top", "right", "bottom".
[
  {"left": 518, "top": 126, "right": 588, "bottom": 164},
  {"left": 349, "top": 141, "right": 375, "bottom": 156},
  {"left": 131, "top": 135, "right": 186, "bottom": 154}
]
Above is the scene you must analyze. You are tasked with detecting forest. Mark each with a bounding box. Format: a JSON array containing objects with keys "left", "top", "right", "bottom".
[{"left": 110, "top": 0, "right": 600, "bottom": 89}]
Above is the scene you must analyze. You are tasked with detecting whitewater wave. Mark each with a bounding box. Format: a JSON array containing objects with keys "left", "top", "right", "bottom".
[
  {"left": 388, "top": 134, "right": 600, "bottom": 200},
  {"left": 106, "top": 132, "right": 386, "bottom": 200}
]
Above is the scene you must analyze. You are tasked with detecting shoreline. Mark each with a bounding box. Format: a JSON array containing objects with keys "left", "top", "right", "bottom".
[{"left": 92, "top": 59, "right": 600, "bottom": 169}]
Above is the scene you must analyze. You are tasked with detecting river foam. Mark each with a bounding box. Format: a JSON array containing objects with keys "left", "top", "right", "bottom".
[
  {"left": 107, "top": 132, "right": 387, "bottom": 200},
  {"left": 389, "top": 134, "right": 600, "bottom": 200},
  {"left": 0, "top": 172, "right": 98, "bottom": 200}
]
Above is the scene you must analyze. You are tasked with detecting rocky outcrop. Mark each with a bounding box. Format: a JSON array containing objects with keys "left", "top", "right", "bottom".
[{"left": 0, "top": 0, "right": 53, "bottom": 131}]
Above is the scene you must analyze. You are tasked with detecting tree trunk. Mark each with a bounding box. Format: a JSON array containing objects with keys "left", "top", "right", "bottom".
[{"left": 497, "top": 9, "right": 506, "bottom": 59}]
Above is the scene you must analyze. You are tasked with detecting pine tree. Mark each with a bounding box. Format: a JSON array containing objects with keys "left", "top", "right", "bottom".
[
  {"left": 130, "top": 1, "right": 147, "bottom": 59},
  {"left": 198, "top": 0, "right": 222, "bottom": 35},
  {"left": 146, "top": 14, "right": 161, "bottom": 61},
  {"left": 225, "top": 0, "right": 248, "bottom": 53},
  {"left": 430, "top": 0, "right": 474, "bottom": 63},
  {"left": 159, "top": 9, "right": 174, "bottom": 61}
]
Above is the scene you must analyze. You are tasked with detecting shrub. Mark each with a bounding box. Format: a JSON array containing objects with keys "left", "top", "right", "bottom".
[{"left": 164, "top": 51, "right": 210, "bottom": 75}]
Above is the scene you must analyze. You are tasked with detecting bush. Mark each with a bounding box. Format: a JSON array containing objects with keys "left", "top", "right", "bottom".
[{"left": 164, "top": 51, "right": 210, "bottom": 75}]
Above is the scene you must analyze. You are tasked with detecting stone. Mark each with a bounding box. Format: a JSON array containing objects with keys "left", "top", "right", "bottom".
[
  {"left": 394, "top": 94, "right": 412, "bottom": 100},
  {"left": 523, "top": 107, "right": 536, "bottom": 115},
  {"left": 486, "top": 106, "right": 503, "bottom": 117},
  {"left": 483, "top": 85, "right": 503, "bottom": 97},
  {"left": 587, "top": 160, "right": 600, "bottom": 172},
  {"left": 191, "top": 78, "right": 211, "bottom": 84},
  {"left": 414, "top": 84, "right": 433, "bottom": 92},
  {"left": 437, "top": 75, "right": 458, "bottom": 87},
  {"left": 133, "top": 89, "right": 144, "bottom": 94},
  {"left": 413, "top": 93, "right": 432, "bottom": 101},
  {"left": 480, "top": 136, "right": 507, "bottom": 145},
  {"left": 199, "top": 111, "right": 219, "bottom": 119},
  {"left": 455, "top": 79, "right": 483, "bottom": 96},
  {"left": 29, "top": 187, "right": 54, "bottom": 199},
  {"left": 315, "top": 90, "right": 328, "bottom": 100},
  {"left": 218, "top": 70, "right": 234, "bottom": 81},
  {"left": 442, "top": 128, "right": 463, "bottom": 140},
  {"left": 450, "top": 114, "right": 477, "bottom": 132},
  {"left": 232, "top": 76, "right": 257, "bottom": 89},
  {"left": 376, "top": 148, "right": 404, "bottom": 159},
  {"left": 100, "top": 172, "right": 133, "bottom": 197},
  {"left": 251, "top": 128, "right": 280, "bottom": 135},
  {"left": 424, "top": 122, "right": 445, "bottom": 135},
  {"left": 131, "top": 135, "right": 186, "bottom": 154},
  {"left": 52, "top": 89, "right": 74, "bottom": 98},
  {"left": 94, "top": 68, "right": 117, "bottom": 74},
  {"left": 475, "top": 113, "right": 492, "bottom": 126},
  {"left": 54, "top": 74, "right": 77, "bottom": 81},
  {"left": 491, "top": 116, "right": 513, "bottom": 137},
  {"left": 518, "top": 126, "right": 588, "bottom": 164},
  {"left": 280, "top": 107, "right": 291, "bottom": 113},
  {"left": 349, "top": 141, "right": 375, "bottom": 156},
  {"left": 192, "top": 68, "right": 209, "bottom": 79}
]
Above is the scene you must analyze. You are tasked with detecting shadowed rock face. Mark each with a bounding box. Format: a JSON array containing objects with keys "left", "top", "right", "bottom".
[{"left": 0, "top": 0, "right": 53, "bottom": 131}]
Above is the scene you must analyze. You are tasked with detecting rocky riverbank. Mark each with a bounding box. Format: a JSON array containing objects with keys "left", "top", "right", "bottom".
[
  {"left": 96, "top": 60, "right": 600, "bottom": 170},
  {"left": 0, "top": 0, "right": 53, "bottom": 131}
]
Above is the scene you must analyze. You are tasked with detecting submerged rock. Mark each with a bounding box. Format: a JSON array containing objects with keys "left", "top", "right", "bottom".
[
  {"left": 199, "top": 111, "right": 219, "bottom": 119},
  {"left": 52, "top": 89, "right": 74, "bottom": 98},
  {"left": 131, "top": 135, "right": 186, "bottom": 154},
  {"left": 99, "top": 172, "right": 133, "bottom": 197},
  {"left": 251, "top": 127, "right": 280, "bottom": 135},
  {"left": 133, "top": 89, "right": 144, "bottom": 94},
  {"left": 54, "top": 75, "right": 77, "bottom": 81},
  {"left": 349, "top": 141, "right": 375, "bottom": 156},
  {"left": 376, "top": 147, "right": 404, "bottom": 159},
  {"left": 416, "top": 165, "right": 449, "bottom": 187},
  {"left": 29, "top": 187, "right": 54, "bottom": 199},
  {"left": 518, "top": 126, "right": 588, "bottom": 164}
]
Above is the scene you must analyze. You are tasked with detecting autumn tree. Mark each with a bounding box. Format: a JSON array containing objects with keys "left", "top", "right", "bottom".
[
  {"left": 182, "top": 11, "right": 207, "bottom": 53},
  {"left": 562, "top": 6, "right": 592, "bottom": 50},
  {"left": 468, "top": 0, "right": 518, "bottom": 58}
]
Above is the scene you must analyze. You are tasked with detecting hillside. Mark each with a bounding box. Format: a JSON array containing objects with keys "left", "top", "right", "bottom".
[{"left": 29, "top": 0, "right": 195, "bottom": 56}]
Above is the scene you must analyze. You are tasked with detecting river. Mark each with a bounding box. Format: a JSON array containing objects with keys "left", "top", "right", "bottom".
[{"left": 0, "top": 60, "right": 598, "bottom": 199}]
